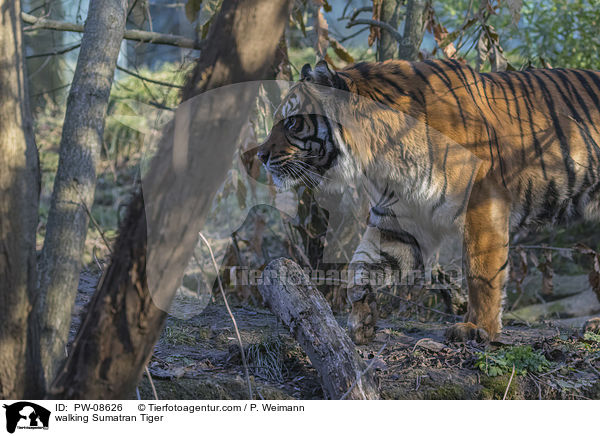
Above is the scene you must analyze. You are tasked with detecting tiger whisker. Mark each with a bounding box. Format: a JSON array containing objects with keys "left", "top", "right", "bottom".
[
  {"left": 288, "top": 161, "right": 320, "bottom": 189},
  {"left": 284, "top": 162, "right": 313, "bottom": 189},
  {"left": 293, "top": 160, "right": 331, "bottom": 181}
]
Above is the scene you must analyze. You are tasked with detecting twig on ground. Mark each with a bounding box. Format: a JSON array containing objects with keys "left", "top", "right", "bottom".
[
  {"left": 503, "top": 364, "right": 516, "bottom": 400},
  {"left": 199, "top": 231, "right": 253, "bottom": 400},
  {"left": 145, "top": 365, "right": 159, "bottom": 400},
  {"left": 411, "top": 337, "right": 438, "bottom": 353},
  {"left": 538, "top": 364, "right": 565, "bottom": 377}
]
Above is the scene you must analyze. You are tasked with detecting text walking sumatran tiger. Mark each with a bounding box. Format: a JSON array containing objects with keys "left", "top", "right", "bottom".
[{"left": 256, "top": 59, "right": 600, "bottom": 344}]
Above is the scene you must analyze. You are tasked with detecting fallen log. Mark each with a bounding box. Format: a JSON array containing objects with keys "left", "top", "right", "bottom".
[{"left": 258, "top": 258, "right": 380, "bottom": 399}]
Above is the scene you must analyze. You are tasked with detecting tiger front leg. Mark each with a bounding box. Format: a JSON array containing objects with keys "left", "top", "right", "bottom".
[
  {"left": 347, "top": 225, "right": 423, "bottom": 344},
  {"left": 446, "top": 181, "right": 509, "bottom": 342}
]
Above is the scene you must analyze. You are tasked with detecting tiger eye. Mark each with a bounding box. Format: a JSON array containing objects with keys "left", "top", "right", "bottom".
[{"left": 285, "top": 116, "right": 301, "bottom": 132}]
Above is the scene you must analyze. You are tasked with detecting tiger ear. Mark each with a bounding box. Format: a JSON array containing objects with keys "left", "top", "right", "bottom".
[
  {"left": 301, "top": 63, "right": 313, "bottom": 80},
  {"left": 302, "top": 60, "right": 347, "bottom": 90},
  {"left": 314, "top": 60, "right": 332, "bottom": 76},
  {"left": 312, "top": 60, "right": 335, "bottom": 85}
]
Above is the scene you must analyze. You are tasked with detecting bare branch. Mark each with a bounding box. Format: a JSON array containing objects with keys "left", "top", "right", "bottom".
[
  {"left": 348, "top": 6, "right": 372, "bottom": 22},
  {"left": 26, "top": 42, "right": 81, "bottom": 59},
  {"left": 21, "top": 11, "right": 202, "bottom": 50},
  {"left": 116, "top": 65, "right": 183, "bottom": 89},
  {"left": 346, "top": 18, "right": 402, "bottom": 42}
]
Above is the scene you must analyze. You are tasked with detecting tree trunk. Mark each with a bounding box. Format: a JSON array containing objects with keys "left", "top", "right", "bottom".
[
  {"left": 48, "top": 0, "right": 292, "bottom": 400},
  {"left": 397, "top": 0, "right": 427, "bottom": 61},
  {"left": 377, "top": 0, "right": 403, "bottom": 61},
  {"left": 0, "top": 0, "right": 40, "bottom": 399},
  {"left": 259, "top": 258, "right": 380, "bottom": 400},
  {"left": 36, "top": 0, "right": 129, "bottom": 392}
]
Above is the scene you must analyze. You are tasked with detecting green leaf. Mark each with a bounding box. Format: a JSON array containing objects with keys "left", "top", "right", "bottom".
[
  {"left": 185, "top": 0, "right": 203, "bottom": 23},
  {"left": 475, "top": 345, "right": 550, "bottom": 377},
  {"left": 198, "top": 0, "right": 223, "bottom": 27}
]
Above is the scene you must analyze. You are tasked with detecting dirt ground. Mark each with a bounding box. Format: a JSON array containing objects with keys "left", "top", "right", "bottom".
[{"left": 71, "top": 272, "right": 600, "bottom": 400}]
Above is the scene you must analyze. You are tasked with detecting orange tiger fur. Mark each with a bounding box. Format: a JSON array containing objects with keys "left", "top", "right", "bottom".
[{"left": 257, "top": 59, "right": 600, "bottom": 344}]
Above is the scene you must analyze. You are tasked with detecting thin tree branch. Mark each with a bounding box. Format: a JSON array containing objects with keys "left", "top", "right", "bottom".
[
  {"left": 346, "top": 18, "right": 403, "bottom": 42},
  {"left": 348, "top": 6, "right": 372, "bottom": 22},
  {"left": 26, "top": 42, "right": 81, "bottom": 59},
  {"left": 74, "top": 186, "right": 113, "bottom": 256},
  {"left": 21, "top": 11, "right": 202, "bottom": 50},
  {"left": 116, "top": 65, "right": 183, "bottom": 89},
  {"left": 32, "top": 82, "right": 70, "bottom": 98},
  {"left": 339, "top": 27, "right": 368, "bottom": 43},
  {"left": 198, "top": 232, "right": 253, "bottom": 400}
]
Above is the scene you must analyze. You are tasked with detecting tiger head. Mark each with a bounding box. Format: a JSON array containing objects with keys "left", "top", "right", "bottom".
[{"left": 257, "top": 60, "right": 353, "bottom": 190}]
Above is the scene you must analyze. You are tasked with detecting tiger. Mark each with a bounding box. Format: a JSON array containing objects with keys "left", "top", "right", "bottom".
[{"left": 256, "top": 58, "right": 600, "bottom": 344}]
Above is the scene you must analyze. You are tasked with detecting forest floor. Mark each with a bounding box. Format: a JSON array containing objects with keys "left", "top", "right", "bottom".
[{"left": 71, "top": 272, "right": 600, "bottom": 400}]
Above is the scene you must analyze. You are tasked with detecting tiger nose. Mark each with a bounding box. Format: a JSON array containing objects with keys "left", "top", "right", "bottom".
[{"left": 257, "top": 146, "right": 271, "bottom": 164}]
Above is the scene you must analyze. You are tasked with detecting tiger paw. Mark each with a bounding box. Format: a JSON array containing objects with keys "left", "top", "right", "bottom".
[
  {"left": 582, "top": 317, "right": 600, "bottom": 334},
  {"left": 445, "top": 322, "right": 489, "bottom": 343},
  {"left": 348, "top": 294, "right": 378, "bottom": 345}
]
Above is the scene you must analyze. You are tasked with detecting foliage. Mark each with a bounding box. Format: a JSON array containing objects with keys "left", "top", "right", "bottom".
[
  {"left": 35, "top": 63, "right": 190, "bottom": 268},
  {"left": 184, "top": 0, "right": 224, "bottom": 38},
  {"left": 583, "top": 331, "right": 600, "bottom": 344},
  {"left": 517, "top": 0, "right": 600, "bottom": 69},
  {"left": 438, "top": 0, "right": 600, "bottom": 70},
  {"left": 475, "top": 345, "right": 550, "bottom": 376},
  {"left": 107, "top": 63, "right": 188, "bottom": 163}
]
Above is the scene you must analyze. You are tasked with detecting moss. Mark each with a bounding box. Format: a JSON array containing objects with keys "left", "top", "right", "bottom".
[
  {"left": 480, "top": 374, "right": 524, "bottom": 400},
  {"left": 425, "top": 383, "right": 467, "bottom": 400}
]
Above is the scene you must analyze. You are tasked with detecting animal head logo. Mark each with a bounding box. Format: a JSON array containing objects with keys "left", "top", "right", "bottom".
[{"left": 3, "top": 402, "right": 50, "bottom": 433}]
